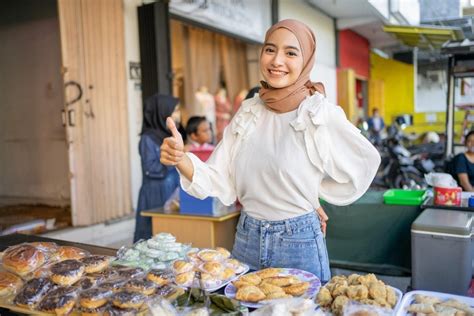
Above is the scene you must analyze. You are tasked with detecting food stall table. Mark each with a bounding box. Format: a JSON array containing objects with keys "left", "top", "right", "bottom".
[
  {"left": 142, "top": 208, "right": 240, "bottom": 250},
  {"left": 321, "top": 190, "right": 421, "bottom": 275}
]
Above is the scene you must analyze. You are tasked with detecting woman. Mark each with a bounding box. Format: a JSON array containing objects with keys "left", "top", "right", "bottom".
[
  {"left": 454, "top": 130, "right": 474, "bottom": 192},
  {"left": 160, "top": 20, "right": 380, "bottom": 281},
  {"left": 134, "top": 94, "right": 181, "bottom": 242}
]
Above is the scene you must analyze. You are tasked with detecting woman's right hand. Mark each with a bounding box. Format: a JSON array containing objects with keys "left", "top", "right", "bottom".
[{"left": 160, "top": 117, "right": 185, "bottom": 166}]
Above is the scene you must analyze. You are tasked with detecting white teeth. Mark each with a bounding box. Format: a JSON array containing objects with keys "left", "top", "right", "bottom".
[{"left": 269, "top": 69, "right": 286, "bottom": 75}]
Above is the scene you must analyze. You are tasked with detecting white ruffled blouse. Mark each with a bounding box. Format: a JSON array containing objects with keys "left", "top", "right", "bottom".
[{"left": 179, "top": 93, "right": 381, "bottom": 221}]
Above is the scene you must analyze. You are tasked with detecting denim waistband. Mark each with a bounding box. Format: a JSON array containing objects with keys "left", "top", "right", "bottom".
[{"left": 239, "top": 211, "right": 319, "bottom": 234}]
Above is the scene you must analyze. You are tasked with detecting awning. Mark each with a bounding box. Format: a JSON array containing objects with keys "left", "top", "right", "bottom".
[{"left": 383, "top": 25, "right": 464, "bottom": 50}]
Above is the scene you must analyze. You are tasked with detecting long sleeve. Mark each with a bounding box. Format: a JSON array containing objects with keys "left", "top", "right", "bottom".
[{"left": 140, "top": 135, "right": 168, "bottom": 179}]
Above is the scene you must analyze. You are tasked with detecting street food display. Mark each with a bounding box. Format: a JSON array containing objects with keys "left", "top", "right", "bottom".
[{"left": 0, "top": 234, "right": 469, "bottom": 315}]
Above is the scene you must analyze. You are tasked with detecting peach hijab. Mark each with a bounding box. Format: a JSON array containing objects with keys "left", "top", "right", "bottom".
[{"left": 259, "top": 19, "right": 325, "bottom": 113}]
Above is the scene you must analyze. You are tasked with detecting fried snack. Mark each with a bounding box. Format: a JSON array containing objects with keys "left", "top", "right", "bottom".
[
  {"left": 255, "top": 268, "right": 282, "bottom": 279},
  {"left": 283, "top": 281, "right": 310, "bottom": 296},
  {"left": 77, "top": 273, "right": 106, "bottom": 290},
  {"left": 112, "top": 291, "right": 146, "bottom": 309},
  {"left": 55, "top": 246, "right": 89, "bottom": 261},
  {"left": 357, "top": 274, "right": 377, "bottom": 286},
  {"left": 38, "top": 286, "right": 77, "bottom": 315},
  {"left": 2, "top": 244, "right": 46, "bottom": 277},
  {"left": 172, "top": 260, "right": 194, "bottom": 274},
  {"left": 29, "top": 241, "right": 59, "bottom": 253},
  {"left": 215, "top": 247, "right": 231, "bottom": 259},
  {"left": 116, "top": 267, "right": 145, "bottom": 279},
  {"left": 225, "top": 258, "right": 246, "bottom": 273},
  {"left": 201, "top": 261, "right": 224, "bottom": 276},
  {"left": 104, "top": 306, "right": 138, "bottom": 316},
  {"left": 124, "top": 278, "right": 156, "bottom": 296},
  {"left": 239, "top": 273, "right": 261, "bottom": 285},
  {"left": 175, "top": 271, "right": 195, "bottom": 287},
  {"left": 100, "top": 278, "right": 128, "bottom": 292},
  {"left": 264, "top": 291, "right": 292, "bottom": 300},
  {"left": 78, "top": 305, "right": 108, "bottom": 316},
  {"left": 368, "top": 282, "right": 386, "bottom": 301},
  {"left": 0, "top": 271, "right": 23, "bottom": 297},
  {"left": 50, "top": 259, "right": 85, "bottom": 286},
  {"left": 220, "top": 268, "right": 236, "bottom": 280},
  {"left": 80, "top": 255, "right": 111, "bottom": 273},
  {"left": 347, "top": 274, "right": 361, "bottom": 285},
  {"left": 235, "top": 285, "right": 266, "bottom": 302},
  {"left": 373, "top": 297, "right": 391, "bottom": 308},
  {"left": 198, "top": 249, "right": 222, "bottom": 262},
  {"left": 414, "top": 294, "right": 441, "bottom": 305},
  {"left": 440, "top": 299, "right": 474, "bottom": 314},
  {"left": 14, "top": 277, "right": 55, "bottom": 308},
  {"left": 326, "top": 279, "right": 348, "bottom": 293},
  {"left": 261, "top": 275, "right": 300, "bottom": 287},
  {"left": 434, "top": 304, "right": 462, "bottom": 315},
  {"left": 316, "top": 287, "right": 333, "bottom": 307},
  {"left": 332, "top": 284, "right": 349, "bottom": 298},
  {"left": 146, "top": 269, "right": 174, "bottom": 286},
  {"left": 331, "top": 295, "right": 350, "bottom": 316},
  {"left": 80, "top": 287, "right": 113, "bottom": 309},
  {"left": 346, "top": 285, "right": 369, "bottom": 301},
  {"left": 232, "top": 279, "right": 255, "bottom": 289},
  {"left": 406, "top": 303, "right": 437, "bottom": 314},
  {"left": 258, "top": 283, "right": 285, "bottom": 296},
  {"left": 385, "top": 286, "right": 397, "bottom": 307}
]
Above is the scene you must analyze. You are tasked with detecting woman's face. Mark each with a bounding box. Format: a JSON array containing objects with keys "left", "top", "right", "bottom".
[
  {"left": 467, "top": 134, "right": 474, "bottom": 152},
  {"left": 260, "top": 28, "right": 304, "bottom": 89},
  {"left": 171, "top": 105, "right": 181, "bottom": 124}
]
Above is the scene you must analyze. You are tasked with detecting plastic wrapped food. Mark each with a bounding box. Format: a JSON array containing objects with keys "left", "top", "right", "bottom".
[
  {"left": 50, "top": 259, "right": 85, "bottom": 286},
  {"left": 2, "top": 244, "right": 47, "bottom": 277},
  {"left": 0, "top": 271, "right": 23, "bottom": 298},
  {"left": 37, "top": 286, "right": 78, "bottom": 315},
  {"left": 55, "top": 246, "right": 90, "bottom": 261},
  {"left": 14, "top": 277, "right": 55, "bottom": 308},
  {"left": 79, "top": 287, "right": 113, "bottom": 309}
]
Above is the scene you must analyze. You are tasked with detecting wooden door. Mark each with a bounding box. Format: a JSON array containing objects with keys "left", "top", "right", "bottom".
[
  {"left": 337, "top": 68, "right": 357, "bottom": 123},
  {"left": 58, "top": 0, "right": 131, "bottom": 225}
]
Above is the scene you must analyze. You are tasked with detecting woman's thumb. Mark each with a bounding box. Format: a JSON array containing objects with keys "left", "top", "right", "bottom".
[{"left": 166, "top": 117, "right": 181, "bottom": 140}]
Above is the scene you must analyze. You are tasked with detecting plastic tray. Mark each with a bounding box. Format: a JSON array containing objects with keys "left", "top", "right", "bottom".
[
  {"left": 383, "top": 189, "right": 427, "bottom": 206},
  {"left": 395, "top": 290, "right": 474, "bottom": 316}
]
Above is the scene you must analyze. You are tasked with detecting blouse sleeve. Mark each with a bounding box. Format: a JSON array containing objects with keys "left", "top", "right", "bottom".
[
  {"left": 317, "top": 105, "right": 381, "bottom": 205},
  {"left": 179, "top": 123, "right": 238, "bottom": 206},
  {"left": 140, "top": 135, "right": 168, "bottom": 179}
]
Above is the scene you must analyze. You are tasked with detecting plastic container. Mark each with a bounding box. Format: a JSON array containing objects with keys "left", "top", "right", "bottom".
[
  {"left": 383, "top": 189, "right": 427, "bottom": 205},
  {"left": 434, "top": 186, "right": 462, "bottom": 206},
  {"left": 411, "top": 208, "right": 473, "bottom": 295},
  {"left": 395, "top": 290, "right": 474, "bottom": 316}
]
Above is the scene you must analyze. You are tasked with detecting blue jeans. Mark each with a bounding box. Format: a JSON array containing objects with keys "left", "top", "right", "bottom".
[{"left": 232, "top": 211, "right": 331, "bottom": 282}]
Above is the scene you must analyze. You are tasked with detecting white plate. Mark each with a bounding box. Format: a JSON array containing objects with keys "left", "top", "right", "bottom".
[
  {"left": 224, "top": 268, "right": 321, "bottom": 309},
  {"left": 395, "top": 290, "right": 474, "bottom": 316}
]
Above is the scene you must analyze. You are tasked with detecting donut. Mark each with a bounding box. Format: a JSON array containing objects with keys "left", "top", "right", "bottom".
[
  {"left": 103, "top": 305, "right": 138, "bottom": 316},
  {"left": 116, "top": 267, "right": 144, "bottom": 279},
  {"left": 38, "top": 286, "right": 77, "bottom": 315},
  {"left": 50, "top": 259, "right": 85, "bottom": 286},
  {"left": 79, "top": 287, "right": 113, "bottom": 309},
  {"left": 80, "top": 255, "right": 111, "bottom": 273},
  {"left": 124, "top": 278, "right": 156, "bottom": 296},
  {"left": 146, "top": 269, "right": 173, "bottom": 286},
  {"left": 14, "top": 278, "right": 54, "bottom": 308},
  {"left": 99, "top": 279, "right": 127, "bottom": 292},
  {"left": 111, "top": 291, "right": 146, "bottom": 309}
]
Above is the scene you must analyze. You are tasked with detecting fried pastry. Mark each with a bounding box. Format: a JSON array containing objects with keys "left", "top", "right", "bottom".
[
  {"left": 80, "top": 287, "right": 113, "bottom": 309},
  {"left": 331, "top": 295, "right": 350, "bottom": 316},
  {"left": 368, "top": 282, "right": 386, "bottom": 300},
  {"left": 124, "top": 278, "right": 156, "bottom": 296},
  {"left": 357, "top": 274, "right": 378, "bottom": 286},
  {"left": 239, "top": 273, "right": 261, "bottom": 285},
  {"left": 316, "top": 287, "right": 333, "bottom": 307},
  {"left": 56, "top": 246, "right": 89, "bottom": 261},
  {"left": 146, "top": 269, "right": 174, "bottom": 286},
  {"left": 175, "top": 271, "right": 195, "bottom": 287},
  {"left": 201, "top": 261, "right": 224, "bottom": 276},
  {"left": 172, "top": 260, "right": 194, "bottom": 274},
  {"left": 258, "top": 283, "right": 285, "bottom": 296},
  {"left": 14, "top": 277, "right": 55, "bottom": 308},
  {"left": 283, "top": 281, "right": 310, "bottom": 296},
  {"left": 385, "top": 286, "right": 397, "bottom": 307},
  {"left": 264, "top": 291, "right": 292, "bottom": 300},
  {"left": 256, "top": 268, "right": 282, "bottom": 279},
  {"left": 215, "top": 247, "right": 231, "bottom": 259},
  {"left": 197, "top": 249, "right": 222, "bottom": 262},
  {"left": 225, "top": 258, "right": 245, "bottom": 273},
  {"left": 38, "top": 286, "right": 77, "bottom": 315},
  {"left": 347, "top": 273, "right": 361, "bottom": 285},
  {"left": 440, "top": 299, "right": 474, "bottom": 314},
  {"left": 235, "top": 285, "right": 266, "bottom": 302},
  {"left": 200, "top": 273, "right": 222, "bottom": 288},
  {"left": 112, "top": 291, "right": 146, "bottom": 309},
  {"left": 232, "top": 279, "right": 254, "bottom": 289},
  {"left": 0, "top": 271, "right": 23, "bottom": 297},
  {"left": 262, "top": 275, "right": 300, "bottom": 287},
  {"left": 414, "top": 294, "right": 441, "bottom": 305},
  {"left": 3, "top": 244, "right": 46, "bottom": 277},
  {"left": 100, "top": 279, "right": 128, "bottom": 292},
  {"left": 51, "top": 259, "right": 85, "bottom": 286},
  {"left": 80, "top": 255, "right": 111, "bottom": 273},
  {"left": 220, "top": 268, "right": 236, "bottom": 280},
  {"left": 406, "top": 303, "right": 436, "bottom": 314},
  {"left": 346, "top": 285, "right": 369, "bottom": 300}
]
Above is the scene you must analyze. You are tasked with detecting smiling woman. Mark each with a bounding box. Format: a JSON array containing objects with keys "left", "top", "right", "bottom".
[{"left": 159, "top": 19, "right": 380, "bottom": 281}]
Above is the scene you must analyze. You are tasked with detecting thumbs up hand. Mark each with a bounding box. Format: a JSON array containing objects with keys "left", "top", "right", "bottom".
[{"left": 160, "top": 117, "right": 185, "bottom": 166}]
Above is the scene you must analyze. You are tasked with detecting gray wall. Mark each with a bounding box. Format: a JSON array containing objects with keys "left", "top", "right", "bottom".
[
  {"left": 420, "top": 0, "right": 460, "bottom": 22},
  {"left": 0, "top": 0, "right": 70, "bottom": 205}
]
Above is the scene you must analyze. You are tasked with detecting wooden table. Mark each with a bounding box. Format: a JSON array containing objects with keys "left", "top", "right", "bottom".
[{"left": 142, "top": 208, "right": 240, "bottom": 250}]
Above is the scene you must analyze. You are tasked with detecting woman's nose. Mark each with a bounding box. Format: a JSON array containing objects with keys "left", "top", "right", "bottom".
[{"left": 271, "top": 52, "right": 284, "bottom": 66}]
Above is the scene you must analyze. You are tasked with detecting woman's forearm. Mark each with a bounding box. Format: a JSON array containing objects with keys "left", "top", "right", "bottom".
[{"left": 176, "top": 155, "right": 194, "bottom": 182}]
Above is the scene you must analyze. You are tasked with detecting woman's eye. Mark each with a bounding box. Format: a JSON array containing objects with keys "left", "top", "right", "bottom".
[
  {"left": 265, "top": 47, "right": 274, "bottom": 53},
  {"left": 287, "top": 51, "right": 298, "bottom": 57}
]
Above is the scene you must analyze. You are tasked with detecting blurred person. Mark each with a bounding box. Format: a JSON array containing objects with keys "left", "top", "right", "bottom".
[
  {"left": 184, "top": 116, "right": 215, "bottom": 152},
  {"left": 454, "top": 130, "right": 474, "bottom": 192},
  {"left": 134, "top": 94, "right": 182, "bottom": 242},
  {"left": 159, "top": 19, "right": 380, "bottom": 280},
  {"left": 368, "top": 108, "right": 385, "bottom": 144}
]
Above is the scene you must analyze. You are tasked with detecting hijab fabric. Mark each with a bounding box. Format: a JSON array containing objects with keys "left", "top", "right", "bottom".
[
  {"left": 259, "top": 19, "right": 325, "bottom": 113},
  {"left": 141, "top": 93, "right": 179, "bottom": 144}
]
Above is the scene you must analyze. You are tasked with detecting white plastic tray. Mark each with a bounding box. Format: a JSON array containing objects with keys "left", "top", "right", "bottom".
[{"left": 395, "top": 290, "right": 474, "bottom": 316}]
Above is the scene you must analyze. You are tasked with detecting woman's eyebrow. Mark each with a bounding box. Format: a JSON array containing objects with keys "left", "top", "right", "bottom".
[{"left": 264, "top": 42, "right": 300, "bottom": 51}]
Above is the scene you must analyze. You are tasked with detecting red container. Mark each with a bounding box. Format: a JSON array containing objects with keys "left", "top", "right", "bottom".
[
  {"left": 190, "top": 148, "right": 213, "bottom": 162},
  {"left": 434, "top": 186, "right": 462, "bottom": 206}
]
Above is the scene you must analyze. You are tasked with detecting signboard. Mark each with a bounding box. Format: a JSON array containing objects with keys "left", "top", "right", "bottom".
[{"left": 169, "top": 0, "right": 272, "bottom": 43}]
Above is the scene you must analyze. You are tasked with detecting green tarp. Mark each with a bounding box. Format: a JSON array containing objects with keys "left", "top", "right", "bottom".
[{"left": 322, "top": 191, "right": 421, "bottom": 276}]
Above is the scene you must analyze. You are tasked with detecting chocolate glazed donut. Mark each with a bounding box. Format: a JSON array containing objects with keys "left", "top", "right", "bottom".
[
  {"left": 14, "top": 278, "right": 54, "bottom": 308},
  {"left": 38, "top": 286, "right": 77, "bottom": 315},
  {"left": 50, "top": 259, "right": 85, "bottom": 286}
]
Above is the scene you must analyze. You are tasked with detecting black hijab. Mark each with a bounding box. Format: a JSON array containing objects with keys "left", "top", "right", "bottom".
[{"left": 141, "top": 94, "right": 179, "bottom": 145}]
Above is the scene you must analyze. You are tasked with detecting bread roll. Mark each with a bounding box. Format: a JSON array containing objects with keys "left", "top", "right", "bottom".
[{"left": 2, "top": 244, "right": 46, "bottom": 277}]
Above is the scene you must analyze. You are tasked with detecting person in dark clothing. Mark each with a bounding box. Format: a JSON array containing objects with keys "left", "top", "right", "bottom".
[
  {"left": 134, "top": 94, "right": 181, "bottom": 242},
  {"left": 454, "top": 130, "right": 474, "bottom": 192}
]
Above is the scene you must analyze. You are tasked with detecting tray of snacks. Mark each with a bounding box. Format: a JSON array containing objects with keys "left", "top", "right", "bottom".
[
  {"left": 113, "top": 232, "right": 192, "bottom": 270},
  {"left": 0, "top": 241, "right": 184, "bottom": 315},
  {"left": 315, "top": 273, "right": 402, "bottom": 316},
  {"left": 395, "top": 290, "right": 474, "bottom": 316},
  {"left": 173, "top": 247, "right": 249, "bottom": 292},
  {"left": 224, "top": 267, "right": 321, "bottom": 308}
]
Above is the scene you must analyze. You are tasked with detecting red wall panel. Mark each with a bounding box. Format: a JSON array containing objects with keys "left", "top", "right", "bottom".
[{"left": 339, "top": 29, "right": 370, "bottom": 79}]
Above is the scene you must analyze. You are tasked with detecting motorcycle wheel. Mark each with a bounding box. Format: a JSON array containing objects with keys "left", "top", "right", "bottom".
[{"left": 393, "top": 171, "right": 426, "bottom": 189}]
